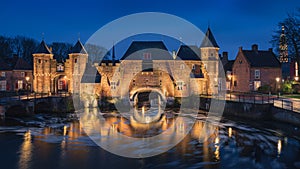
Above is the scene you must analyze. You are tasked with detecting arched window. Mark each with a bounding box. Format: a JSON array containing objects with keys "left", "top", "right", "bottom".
[{"left": 180, "top": 64, "right": 185, "bottom": 69}]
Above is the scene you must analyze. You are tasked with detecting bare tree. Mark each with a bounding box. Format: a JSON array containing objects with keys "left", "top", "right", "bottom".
[
  {"left": 84, "top": 43, "right": 108, "bottom": 63},
  {"left": 271, "top": 10, "right": 300, "bottom": 64}
]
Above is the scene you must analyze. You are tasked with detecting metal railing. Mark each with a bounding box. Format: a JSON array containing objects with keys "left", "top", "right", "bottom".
[
  {"left": 226, "top": 92, "right": 300, "bottom": 113},
  {"left": 226, "top": 92, "right": 275, "bottom": 104},
  {"left": 0, "top": 91, "right": 70, "bottom": 104}
]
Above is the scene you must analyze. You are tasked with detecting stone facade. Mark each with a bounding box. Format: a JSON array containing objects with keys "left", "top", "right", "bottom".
[
  {"left": 33, "top": 28, "right": 222, "bottom": 101},
  {"left": 33, "top": 40, "right": 87, "bottom": 94}
]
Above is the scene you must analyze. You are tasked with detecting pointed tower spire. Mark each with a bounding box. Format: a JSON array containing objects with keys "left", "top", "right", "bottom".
[
  {"left": 35, "top": 39, "right": 52, "bottom": 54},
  {"left": 200, "top": 27, "right": 219, "bottom": 48},
  {"left": 71, "top": 39, "right": 87, "bottom": 54}
]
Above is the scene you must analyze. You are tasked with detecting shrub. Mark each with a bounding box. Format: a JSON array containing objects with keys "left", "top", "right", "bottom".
[
  {"left": 257, "top": 85, "right": 271, "bottom": 93},
  {"left": 282, "top": 82, "right": 293, "bottom": 94}
]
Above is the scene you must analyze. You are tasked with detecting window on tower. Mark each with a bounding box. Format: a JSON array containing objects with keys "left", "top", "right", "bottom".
[{"left": 57, "top": 63, "right": 64, "bottom": 72}]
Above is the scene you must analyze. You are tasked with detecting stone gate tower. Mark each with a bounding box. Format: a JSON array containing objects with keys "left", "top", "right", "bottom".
[
  {"left": 200, "top": 27, "right": 220, "bottom": 95},
  {"left": 33, "top": 40, "right": 88, "bottom": 94}
]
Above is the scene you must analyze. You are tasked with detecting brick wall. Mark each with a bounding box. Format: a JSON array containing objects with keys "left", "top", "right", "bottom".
[{"left": 232, "top": 52, "right": 251, "bottom": 92}]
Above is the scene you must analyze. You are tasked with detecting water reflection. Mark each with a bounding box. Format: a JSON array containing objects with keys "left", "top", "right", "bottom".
[
  {"left": 277, "top": 139, "right": 282, "bottom": 157},
  {"left": 18, "top": 130, "right": 32, "bottom": 169},
  {"left": 12, "top": 109, "right": 300, "bottom": 168},
  {"left": 228, "top": 127, "right": 232, "bottom": 138}
]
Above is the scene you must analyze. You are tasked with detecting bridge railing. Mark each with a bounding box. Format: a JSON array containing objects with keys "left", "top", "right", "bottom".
[
  {"left": 225, "top": 92, "right": 275, "bottom": 104},
  {"left": 0, "top": 91, "right": 70, "bottom": 104}
]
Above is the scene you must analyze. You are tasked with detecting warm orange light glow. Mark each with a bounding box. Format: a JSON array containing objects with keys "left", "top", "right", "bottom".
[
  {"left": 228, "top": 127, "right": 232, "bottom": 138},
  {"left": 277, "top": 139, "right": 282, "bottom": 157}
]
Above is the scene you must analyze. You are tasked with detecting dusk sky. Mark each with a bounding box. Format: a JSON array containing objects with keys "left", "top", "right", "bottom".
[{"left": 1, "top": 0, "right": 299, "bottom": 59}]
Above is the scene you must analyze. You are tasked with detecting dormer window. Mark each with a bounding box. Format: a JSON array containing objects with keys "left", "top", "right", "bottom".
[{"left": 143, "top": 53, "right": 151, "bottom": 60}]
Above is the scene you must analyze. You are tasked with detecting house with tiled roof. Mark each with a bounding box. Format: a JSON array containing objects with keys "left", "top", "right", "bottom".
[
  {"left": 0, "top": 56, "right": 33, "bottom": 92},
  {"left": 232, "top": 44, "right": 282, "bottom": 92}
]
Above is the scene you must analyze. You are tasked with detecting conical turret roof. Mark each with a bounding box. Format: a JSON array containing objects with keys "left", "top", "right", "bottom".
[{"left": 200, "top": 27, "right": 219, "bottom": 48}]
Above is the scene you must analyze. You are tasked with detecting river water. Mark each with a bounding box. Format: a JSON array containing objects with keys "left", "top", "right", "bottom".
[{"left": 0, "top": 109, "right": 300, "bottom": 169}]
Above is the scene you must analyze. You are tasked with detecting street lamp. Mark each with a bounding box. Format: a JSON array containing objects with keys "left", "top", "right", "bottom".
[
  {"left": 227, "top": 74, "right": 232, "bottom": 99},
  {"left": 25, "top": 76, "right": 30, "bottom": 99},
  {"left": 276, "top": 77, "right": 280, "bottom": 98}
]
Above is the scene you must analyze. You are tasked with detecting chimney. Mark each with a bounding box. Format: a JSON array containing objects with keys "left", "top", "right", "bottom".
[
  {"left": 222, "top": 52, "right": 228, "bottom": 61},
  {"left": 252, "top": 44, "right": 258, "bottom": 51},
  {"left": 239, "top": 46, "right": 243, "bottom": 51}
]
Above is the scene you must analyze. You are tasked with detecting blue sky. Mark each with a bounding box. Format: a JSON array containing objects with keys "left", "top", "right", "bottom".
[{"left": 0, "top": 0, "right": 299, "bottom": 59}]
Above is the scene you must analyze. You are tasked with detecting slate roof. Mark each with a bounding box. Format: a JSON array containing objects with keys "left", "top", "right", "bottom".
[
  {"left": 0, "top": 61, "right": 12, "bottom": 71},
  {"left": 200, "top": 28, "right": 219, "bottom": 48},
  {"left": 14, "top": 57, "right": 32, "bottom": 70},
  {"left": 71, "top": 40, "right": 87, "bottom": 54},
  {"left": 223, "top": 60, "right": 234, "bottom": 72},
  {"left": 81, "top": 64, "right": 101, "bottom": 83},
  {"left": 35, "top": 40, "right": 52, "bottom": 54},
  {"left": 242, "top": 50, "right": 281, "bottom": 68},
  {"left": 176, "top": 45, "right": 200, "bottom": 60},
  {"left": 120, "top": 41, "right": 173, "bottom": 60}
]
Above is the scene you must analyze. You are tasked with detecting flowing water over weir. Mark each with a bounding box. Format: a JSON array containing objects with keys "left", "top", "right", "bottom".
[{"left": 0, "top": 110, "right": 300, "bottom": 169}]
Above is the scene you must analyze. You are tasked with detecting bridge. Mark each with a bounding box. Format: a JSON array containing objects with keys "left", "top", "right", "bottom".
[{"left": 0, "top": 93, "right": 73, "bottom": 118}]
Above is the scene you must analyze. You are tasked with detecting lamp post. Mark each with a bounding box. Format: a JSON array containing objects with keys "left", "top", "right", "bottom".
[
  {"left": 227, "top": 74, "right": 232, "bottom": 100},
  {"left": 25, "top": 76, "right": 30, "bottom": 99},
  {"left": 276, "top": 77, "right": 280, "bottom": 98}
]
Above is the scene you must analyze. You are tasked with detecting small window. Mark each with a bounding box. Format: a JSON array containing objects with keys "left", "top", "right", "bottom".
[
  {"left": 177, "top": 81, "right": 185, "bottom": 90},
  {"left": 180, "top": 64, "right": 185, "bottom": 70},
  {"left": 38, "top": 59, "right": 42, "bottom": 64},
  {"left": 21, "top": 72, "right": 25, "bottom": 77},
  {"left": 234, "top": 81, "right": 237, "bottom": 87},
  {"left": 111, "top": 82, "right": 116, "bottom": 90},
  {"left": 57, "top": 64, "right": 64, "bottom": 72},
  {"left": 0, "top": 80, "right": 6, "bottom": 91},
  {"left": 17, "top": 80, "right": 23, "bottom": 90},
  {"left": 74, "top": 58, "right": 77, "bottom": 63},
  {"left": 192, "top": 64, "right": 196, "bottom": 70},
  {"left": 255, "top": 70, "right": 260, "bottom": 79},
  {"left": 1, "top": 72, "right": 5, "bottom": 77},
  {"left": 239, "top": 60, "right": 242, "bottom": 64}
]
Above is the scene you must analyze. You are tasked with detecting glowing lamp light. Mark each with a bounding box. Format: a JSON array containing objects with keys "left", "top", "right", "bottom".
[
  {"left": 295, "top": 76, "right": 299, "bottom": 81},
  {"left": 227, "top": 74, "right": 232, "bottom": 80},
  {"left": 25, "top": 76, "right": 30, "bottom": 82},
  {"left": 276, "top": 77, "right": 280, "bottom": 82}
]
